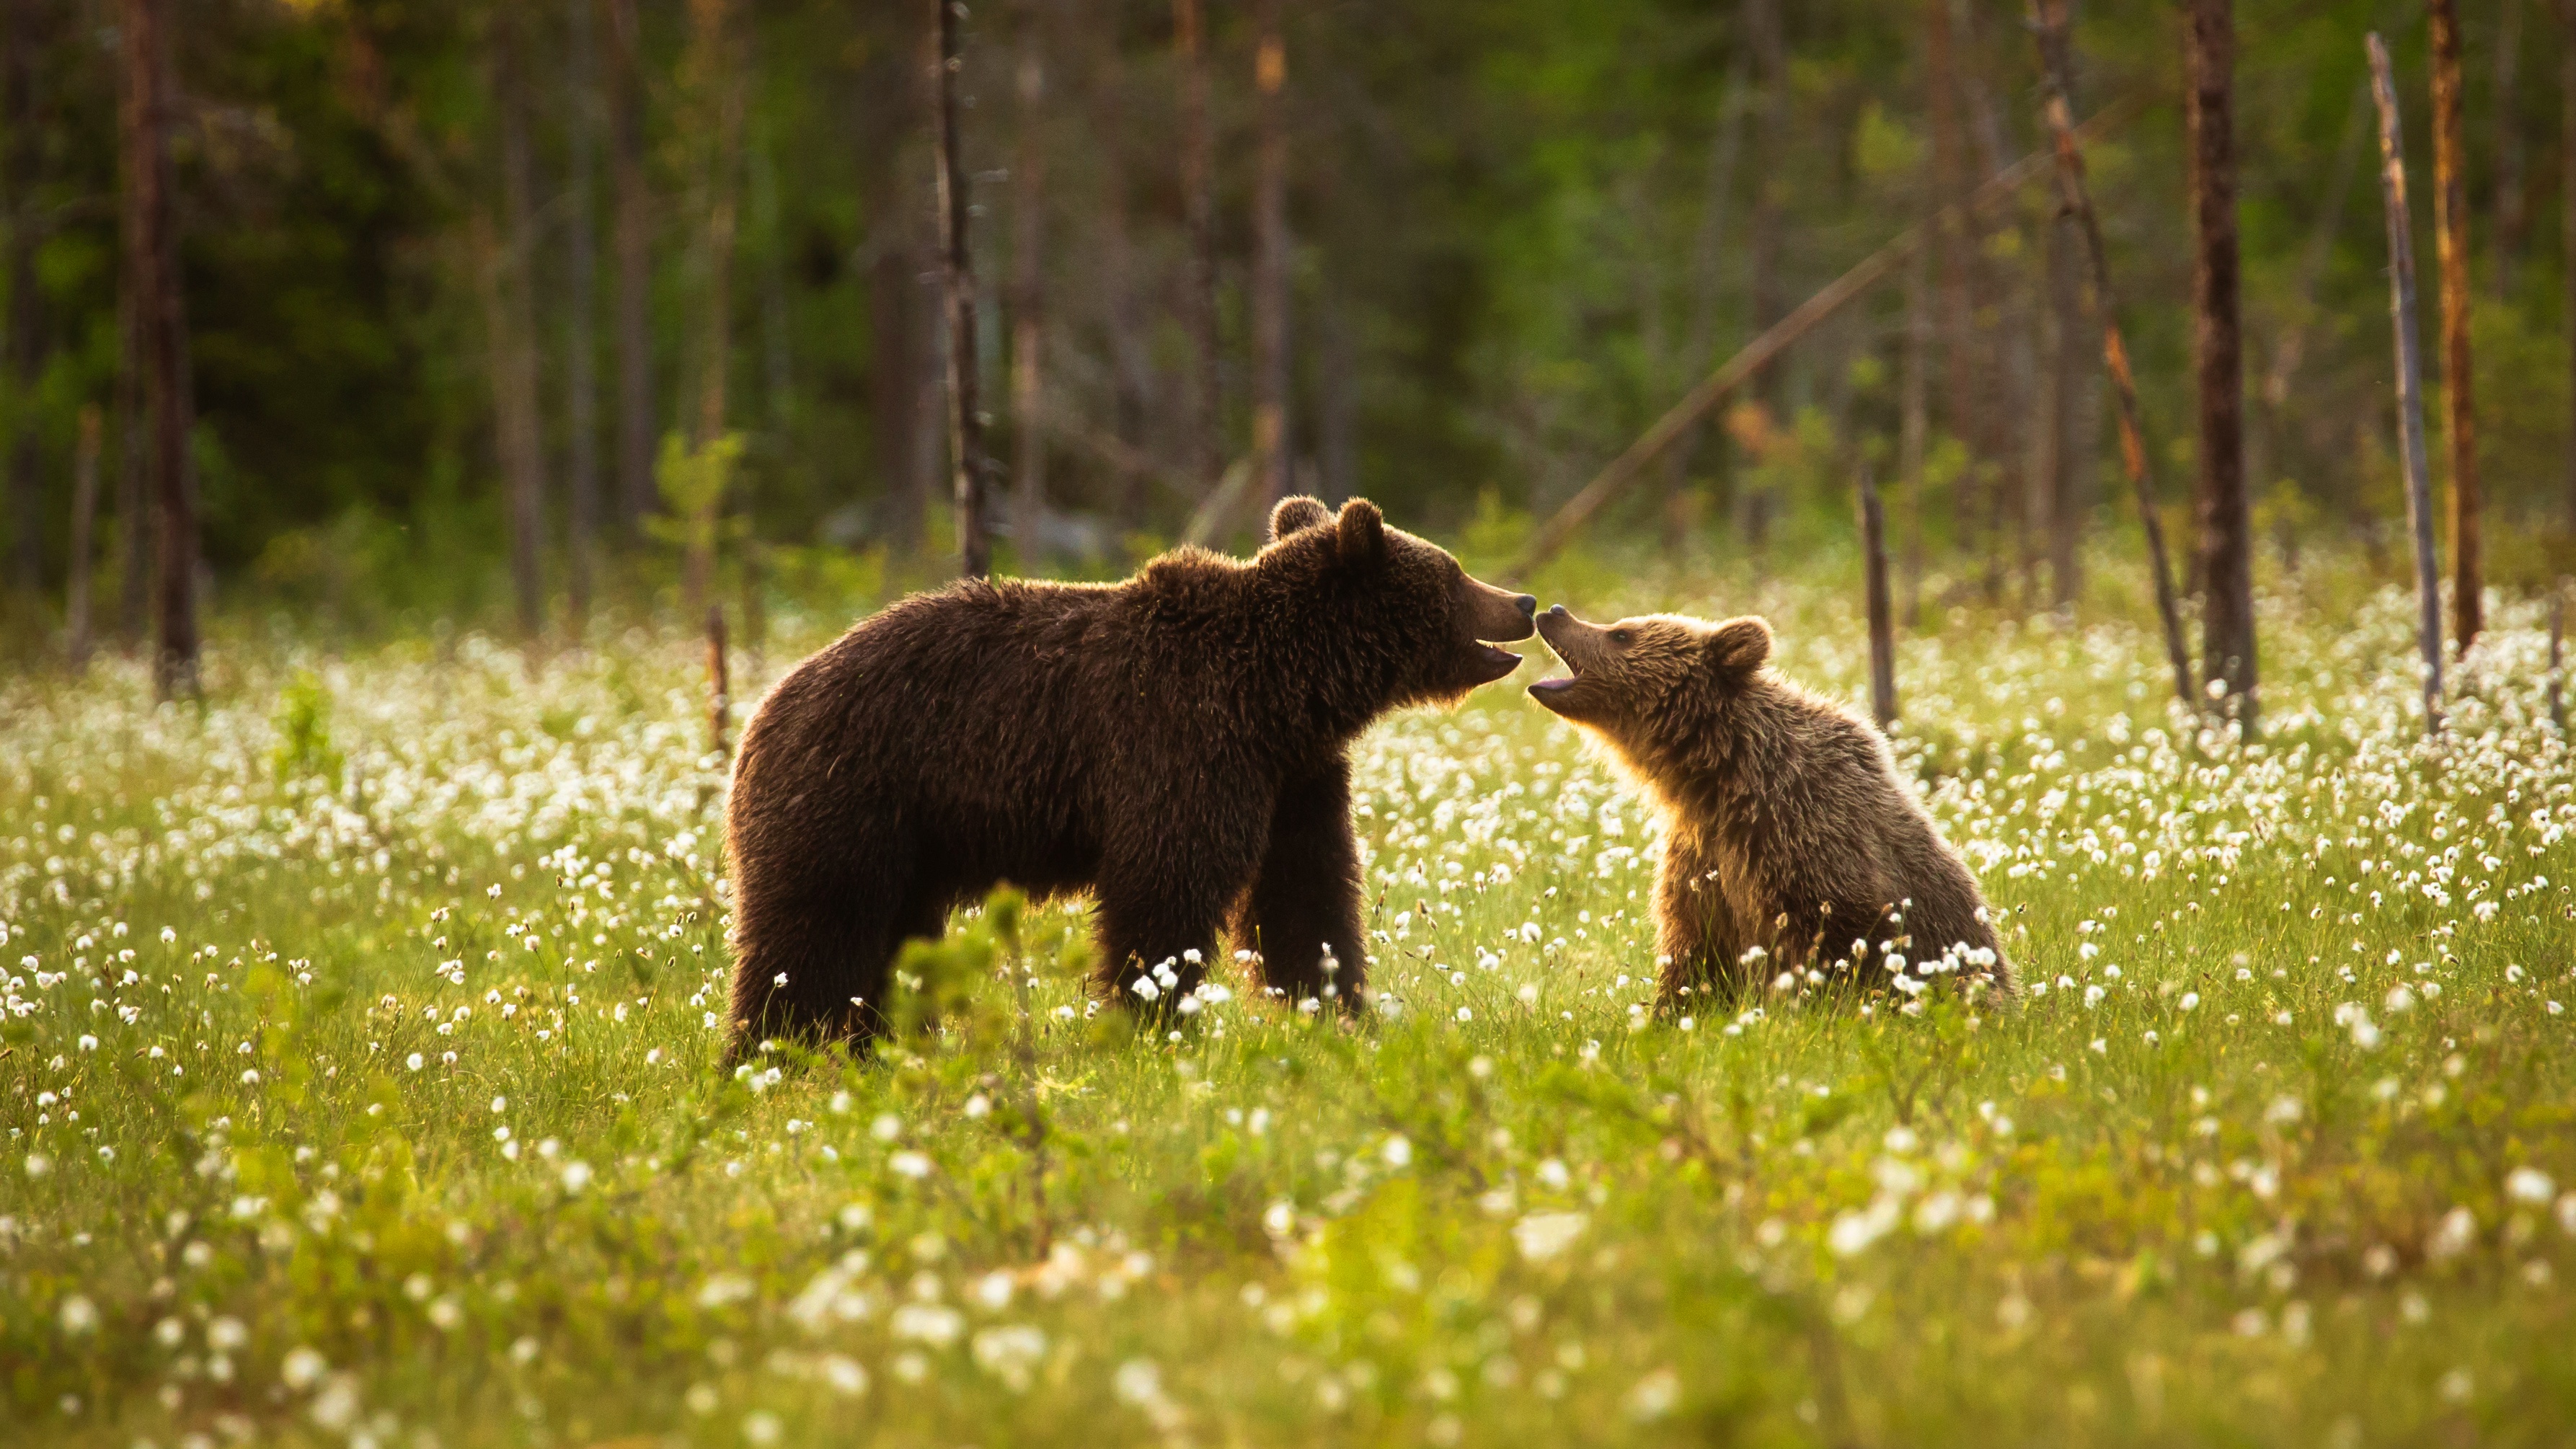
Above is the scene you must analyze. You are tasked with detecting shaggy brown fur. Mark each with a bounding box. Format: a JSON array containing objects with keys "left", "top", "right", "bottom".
[
  {"left": 1528, "top": 606, "right": 2013, "bottom": 1007},
  {"left": 722, "top": 496, "right": 1536, "bottom": 1060}
]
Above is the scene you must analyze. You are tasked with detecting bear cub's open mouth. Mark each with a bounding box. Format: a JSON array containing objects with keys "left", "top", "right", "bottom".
[{"left": 1529, "top": 608, "right": 1586, "bottom": 696}]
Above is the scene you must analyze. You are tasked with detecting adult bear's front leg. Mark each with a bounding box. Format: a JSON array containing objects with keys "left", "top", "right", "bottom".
[{"left": 1229, "top": 759, "right": 1367, "bottom": 1008}]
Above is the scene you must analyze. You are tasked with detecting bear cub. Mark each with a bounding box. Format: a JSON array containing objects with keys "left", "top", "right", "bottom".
[
  {"left": 721, "top": 497, "right": 1538, "bottom": 1062},
  {"left": 1529, "top": 606, "right": 2012, "bottom": 1007}
]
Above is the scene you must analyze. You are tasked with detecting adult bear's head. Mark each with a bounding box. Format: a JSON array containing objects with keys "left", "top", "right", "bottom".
[{"left": 1260, "top": 495, "right": 1538, "bottom": 714}]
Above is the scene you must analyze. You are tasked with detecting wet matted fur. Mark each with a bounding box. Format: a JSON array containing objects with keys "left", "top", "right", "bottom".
[
  {"left": 722, "top": 497, "right": 1537, "bottom": 1060},
  {"left": 1528, "top": 606, "right": 2014, "bottom": 1008}
]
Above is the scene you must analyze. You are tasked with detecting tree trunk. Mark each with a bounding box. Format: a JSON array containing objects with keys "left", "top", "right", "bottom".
[
  {"left": 2186, "top": 0, "right": 2254, "bottom": 727},
  {"left": 120, "top": 0, "right": 194, "bottom": 699},
  {"left": 1898, "top": 238, "right": 1929, "bottom": 621},
  {"left": 603, "top": 0, "right": 655, "bottom": 541},
  {"left": 2369, "top": 37, "right": 2447, "bottom": 727},
  {"left": 1738, "top": 0, "right": 1787, "bottom": 557},
  {"left": 4, "top": 0, "right": 45, "bottom": 601},
  {"left": 1173, "top": 0, "right": 1220, "bottom": 492},
  {"left": 1924, "top": 0, "right": 1980, "bottom": 574},
  {"left": 1959, "top": 14, "right": 2028, "bottom": 606},
  {"left": 564, "top": 0, "right": 603, "bottom": 625},
  {"left": 2565, "top": 0, "right": 2576, "bottom": 535},
  {"left": 2368, "top": 33, "right": 2445, "bottom": 735},
  {"left": 1010, "top": 0, "right": 1048, "bottom": 563},
  {"left": 1859, "top": 461, "right": 1897, "bottom": 728},
  {"left": 2493, "top": 0, "right": 2527, "bottom": 298},
  {"left": 682, "top": 0, "right": 742, "bottom": 613},
  {"left": 1250, "top": 0, "right": 1289, "bottom": 513},
  {"left": 492, "top": 9, "right": 547, "bottom": 640},
  {"left": 65, "top": 404, "right": 97, "bottom": 668},
  {"left": 110, "top": 286, "right": 143, "bottom": 650},
  {"left": 933, "top": 0, "right": 991, "bottom": 578},
  {"left": 2428, "top": 0, "right": 2482, "bottom": 655}
]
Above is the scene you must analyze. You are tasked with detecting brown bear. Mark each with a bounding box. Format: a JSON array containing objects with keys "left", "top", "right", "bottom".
[
  {"left": 1528, "top": 606, "right": 2013, "bottom": 1008},
  {"left": 722, "top": 496, "right": 1537, "bottom": 1060}
]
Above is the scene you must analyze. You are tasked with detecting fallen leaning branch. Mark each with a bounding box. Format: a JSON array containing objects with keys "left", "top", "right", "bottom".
[
  {"left": 1503, "top": 96, "right": 2141, "bottom": 585},
  {"left": 2034, "top": 0, "right": 2195, "bottom": 709}
]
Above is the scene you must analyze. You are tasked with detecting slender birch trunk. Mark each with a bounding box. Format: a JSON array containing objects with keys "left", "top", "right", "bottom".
[
  {"left": 933, "top": 0, "right": 991, "bottom": 578},
  {"left": 2368, "top": 33, "right": 2445, "bottom": 735}
]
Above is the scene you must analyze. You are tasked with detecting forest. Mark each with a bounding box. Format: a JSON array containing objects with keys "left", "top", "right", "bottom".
[
  {"left": 16, "top": 5, "right": 2576, "bottom": 1446},
  {"left": 1, "top": 0, "right": 2572, "bottom": 655}
]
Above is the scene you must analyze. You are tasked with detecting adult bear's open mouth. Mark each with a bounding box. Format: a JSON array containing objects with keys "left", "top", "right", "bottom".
[{"left": 1466, "top": 642, "right": 1525, "bottom": 685}]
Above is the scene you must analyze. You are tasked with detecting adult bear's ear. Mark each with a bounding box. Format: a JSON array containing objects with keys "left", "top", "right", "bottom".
[
  {"left": 1704, "top": 616, "right": 1773, "bottom": 679},
  {"left": 1268, "top": 495, "right": 1332, "bottom": 544},
  {"left": 1335, "top": 498, "right": 1386, "bottom": 567}
]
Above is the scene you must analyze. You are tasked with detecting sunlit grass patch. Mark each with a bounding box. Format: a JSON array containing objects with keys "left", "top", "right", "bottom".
[{"left": 6, "top": 572, "right": 2576, "bottom": 1445}]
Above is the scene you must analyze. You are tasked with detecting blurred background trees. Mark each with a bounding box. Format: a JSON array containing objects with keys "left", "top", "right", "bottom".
[{"left": 0, "top": 0, "right": 2570, "bottom": 646}]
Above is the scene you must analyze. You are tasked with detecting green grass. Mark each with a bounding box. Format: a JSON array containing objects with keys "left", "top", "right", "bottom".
[{"left": 6, "top": 560, "right": 2576, "bottom": 1447}]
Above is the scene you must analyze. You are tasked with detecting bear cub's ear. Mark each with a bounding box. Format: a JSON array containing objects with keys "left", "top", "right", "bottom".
[
  {"left": 1704, "top": 616, "right": 1773, "bottom": 678},
  {"left": 1267, "top": 495, "right": 1332, "bottom": 544},
  {"left": 1335, "top": 498, "right": 1386, "bottom": 567}
]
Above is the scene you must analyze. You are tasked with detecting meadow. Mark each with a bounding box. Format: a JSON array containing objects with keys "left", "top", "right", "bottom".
[{"left": 6, "top": 555, "right": 2576, "bottom": 1448}]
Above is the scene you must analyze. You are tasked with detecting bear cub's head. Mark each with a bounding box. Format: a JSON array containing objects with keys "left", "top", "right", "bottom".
[
  {"left": 1528, "top": 605, "right": 1773, "bottom": 745},
  {"left": 1262, "top": 495, "right": 1537, "bottom": 706}
]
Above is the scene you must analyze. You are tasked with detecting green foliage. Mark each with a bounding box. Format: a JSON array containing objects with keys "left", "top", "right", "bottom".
[{"left": 268, "top": 669, "right": 344, "bottom": 792}]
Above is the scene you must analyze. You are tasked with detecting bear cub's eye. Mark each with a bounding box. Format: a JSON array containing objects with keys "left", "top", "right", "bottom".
[{"left": 1609, "top": 629, "right": 1634, "bottom": 645}]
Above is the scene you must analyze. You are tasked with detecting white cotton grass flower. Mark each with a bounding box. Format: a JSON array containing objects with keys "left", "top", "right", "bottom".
[
  {"left": 1511, "top": 1212, "right": 1588, "bottom": 1262},
  {"left": 2505, "top": 1167, "right": 2556, "bottom": 1205}
]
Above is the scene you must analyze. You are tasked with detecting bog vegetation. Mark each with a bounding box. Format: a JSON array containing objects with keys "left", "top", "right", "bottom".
[{"left": 8, "top": 546, "right": 2576, "bottom": 1446}]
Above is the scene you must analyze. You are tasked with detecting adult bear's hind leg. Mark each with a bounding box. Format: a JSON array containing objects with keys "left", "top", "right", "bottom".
[{"left": 725, "top": 885, "right": 898, "bottom": 1068}]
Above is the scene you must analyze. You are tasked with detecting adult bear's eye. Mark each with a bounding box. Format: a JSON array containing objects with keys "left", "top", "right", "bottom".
[{"left": 1610, "top": 629, "right": 1633, "bottom": 645}]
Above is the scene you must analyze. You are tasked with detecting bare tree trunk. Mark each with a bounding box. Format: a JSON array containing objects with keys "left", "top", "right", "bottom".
[
  {"left": 1173, "top": 0, "right": 1220, "bottom": 492},
  {"left": 2186, "top": 0, "right": 2254, "bottom": 727},
  {"left": 1251, "top": 0, "right": 1289, "bottom": 513},
  {"left": 933, "top": 0, "right": 991, "bottom": 579},
  {"left": 564, "top": 0, "right": 603, "bottom": 626},
  {"left": 2429, "top": 0, "right": 2482, "bottom": 655},
  {"left": 1859, "top": 461, "right": 1897, "bottom": 727},
  {"left": 1010, "top": 0, "right": 1048, "bottom": 564},
  {"left": 1899, "top": 239, "right": 1929, "bottom": 621},
  {"left": 2566, "top": 0, "right": 2576, "bottom": 535},
  {"left": 492, "top": 10, "right": 548, "bottom": 640},
  {"left": 121, "top": 0, "right": 194, "bottom": 699},
  {"left": 2551, "top": 582, "right": 2567, "bottom": 735},
  {"left": 1959, "top": 12, "right": 2028, "bottom": 606},
  {"left": 2045, "top": 203, "right": 2088, "bottom": 609},
  {"left": 1739, "top": 0, "right": 1787, "bottom": 557},
  {"left": 4, "top": 0, "right": 51, "bottom": 601},
  {"left": 681, "top": 0, "right": 742, "bottom": 613},
  {"left": 705, "top": 602, "right": 729, "bottom": 759},
  {"left": 604, "top": 0, "right": 655, "bottom": 541},
  {"left": 2368, "top": 34, "right": 2445, "bottom": 735},
  {"left": 2493, "top": 0, "right": 2527, "bottom": 298},
  {"left": 2032, "top": 0, "right": 2192, "bottom": 707},
  {"left": 65, "top": 404, "right": 96, "bottom": 668},
  {"left": 1924, "top": 0, "right": 1978, "bottom": 576},
  {"left": 114, "top": 285, "right": 144, "bottom": 646}
]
